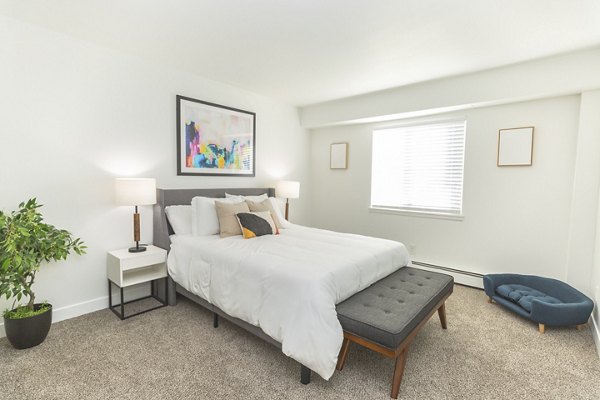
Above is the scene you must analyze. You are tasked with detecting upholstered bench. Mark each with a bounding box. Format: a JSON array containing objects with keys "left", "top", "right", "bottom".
[{"left": 336, "top": 267, "right": 454, "bottom": 399}]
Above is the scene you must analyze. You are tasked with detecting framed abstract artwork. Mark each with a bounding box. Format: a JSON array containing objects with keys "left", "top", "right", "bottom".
[
  {"left": 176, "top": 95, "right": 256, "bottom": 176},
  {"left": 497, "top": 126, "right": 534, "bottom": 167}
]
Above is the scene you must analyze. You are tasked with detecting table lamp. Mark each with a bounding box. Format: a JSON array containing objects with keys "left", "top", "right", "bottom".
[
  {"left": 115, "top": 178, "right": 156, "bottom": 252},
  {"left": 275, "top": 180, "right": 300, "bottom": 220}
]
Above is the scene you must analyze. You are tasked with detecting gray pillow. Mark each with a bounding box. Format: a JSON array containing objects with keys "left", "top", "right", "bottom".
[{"left": 237, "top": 211, "right": 278, "bottom": 239}]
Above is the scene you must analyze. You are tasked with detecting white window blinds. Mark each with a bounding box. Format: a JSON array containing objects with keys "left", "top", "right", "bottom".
[{"left": 371, "top": 120, "right": 466, "bottom": 215}]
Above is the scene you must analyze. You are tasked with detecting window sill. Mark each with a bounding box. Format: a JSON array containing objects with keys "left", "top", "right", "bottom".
[{"left": 368, "top": 207, "right": 464, "bottom": 221}]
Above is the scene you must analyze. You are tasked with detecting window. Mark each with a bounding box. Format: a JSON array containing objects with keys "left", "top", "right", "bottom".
[{"left": 370, "top": 120, "right": 466, "bottom": 217}]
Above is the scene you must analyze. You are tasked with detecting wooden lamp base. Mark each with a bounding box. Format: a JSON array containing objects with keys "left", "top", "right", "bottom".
[{"left": 128, "top": 208, "right": 147, "bottom": 253}]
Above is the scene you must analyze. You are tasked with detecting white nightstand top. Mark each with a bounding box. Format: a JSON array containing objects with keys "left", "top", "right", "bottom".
[{"left": 108, "top": 245, "right": 166, "bottom": 260}]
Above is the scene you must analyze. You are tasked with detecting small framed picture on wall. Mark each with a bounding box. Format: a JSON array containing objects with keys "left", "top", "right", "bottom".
[
  {"left": 330, "top": 142, "right": 348, "bottom": 169},
  {"left": 497, "top": 127, "right": 534, "bottom": 166}
]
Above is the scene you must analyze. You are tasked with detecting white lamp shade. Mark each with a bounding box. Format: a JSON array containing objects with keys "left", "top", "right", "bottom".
[
  {"left": 115, "top": 178, "right": 157, "bottom": 206},
  {"left": 276, "top": 180, "right": 300, "bottom": 199}
]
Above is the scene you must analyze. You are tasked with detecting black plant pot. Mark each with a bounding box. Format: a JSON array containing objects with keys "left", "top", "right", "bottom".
[{"left": 3, "top": 304, "right": 53, "bottom": 349}]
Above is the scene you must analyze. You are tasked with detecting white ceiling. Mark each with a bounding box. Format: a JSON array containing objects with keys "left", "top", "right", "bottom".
[{"left": 2, "top": 0, "right": 600, "bottom": 106}]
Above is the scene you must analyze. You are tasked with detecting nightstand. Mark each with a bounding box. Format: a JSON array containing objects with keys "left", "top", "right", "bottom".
[{"left": 107, "top": 245, "right": 168, "bottom": 320}]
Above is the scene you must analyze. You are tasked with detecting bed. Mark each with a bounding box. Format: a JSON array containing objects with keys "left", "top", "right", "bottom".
[{"left": 153, "top": 188, "right": 411, "bottom": 383}]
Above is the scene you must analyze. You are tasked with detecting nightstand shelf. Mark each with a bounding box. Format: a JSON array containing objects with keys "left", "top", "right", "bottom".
[
  {"left": 107, "top": 245, "right": 168, "bottom": 320},
  {"left": 118, "top": 264, "right": 166, "bottom": 287}
]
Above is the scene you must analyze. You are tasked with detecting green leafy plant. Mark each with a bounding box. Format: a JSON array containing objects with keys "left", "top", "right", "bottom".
[
  {"left": 0, "top": 199, "right": 86, "bottom": 318},
  {"left": 3, "top": 302, "right": 51, "bottom": 319}
]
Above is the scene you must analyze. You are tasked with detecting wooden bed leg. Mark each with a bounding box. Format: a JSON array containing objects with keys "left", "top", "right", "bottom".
[
  {"left": 576, "top": 324, "right": 584, "bottom": 331},
  {"left": 336, "top": 337, "right": 351, "bottom": 371},
  {"left": 391, "top": 347, "right": 409, "bottom": 400},
  {"left": 300, "top": 364, "right": 311, "bottom": 385},
  {"left": 437, "top": 303, "right": 448, "bottom": 329},
  {"left": 213, "top": 313, "right": 219, "bottom": 328},
  {"left": 538, "top": 323, "right": 545, "bottom": 334},
  {"left": 487, "top": 297, "right": 493, "bottom": 304}
]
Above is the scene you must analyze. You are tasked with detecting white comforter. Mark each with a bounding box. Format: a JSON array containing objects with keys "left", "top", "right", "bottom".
[{"left": 167, "top": 225, "right": 410, "bottom": 379}]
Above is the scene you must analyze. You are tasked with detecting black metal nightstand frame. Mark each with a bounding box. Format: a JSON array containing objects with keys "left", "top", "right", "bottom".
[{"left": 108, "top": 277, "right": 168, "bottom": 320}]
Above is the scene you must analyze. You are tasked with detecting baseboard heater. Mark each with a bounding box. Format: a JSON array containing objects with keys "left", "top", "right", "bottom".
[{"left": 412, "top": 261, "right": 483, "bottom": 288}]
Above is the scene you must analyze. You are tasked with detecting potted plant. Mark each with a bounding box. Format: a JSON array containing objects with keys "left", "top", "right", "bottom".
[{"left": 0, "top": 198, "right": 85, "bottom": 349}]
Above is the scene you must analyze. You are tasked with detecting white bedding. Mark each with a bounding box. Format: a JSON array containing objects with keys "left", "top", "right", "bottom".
[{"left": 167, "top": 225, "right": 410, "bottom": 379}]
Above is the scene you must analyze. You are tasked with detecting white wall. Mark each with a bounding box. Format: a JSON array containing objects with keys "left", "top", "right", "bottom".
[
  {"left": 587, "top": 92, "right": 600, "bottom": 354},
  {"left": 301, "top": 47, "right": 600, "bottom": 128},
  {"left": 565, "top": 91, "right": 600, "bottom": 295},
  {"left": 593, "top": 183, "right": 600, "bottom": 356},
  {"left": 0, "top": 17, "right": 310, "bottom": 335},
  {"left": 310, "top": 96, "right": 579, "bottom": 281}
]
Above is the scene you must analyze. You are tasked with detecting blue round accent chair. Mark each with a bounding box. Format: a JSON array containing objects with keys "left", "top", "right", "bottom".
[{"left": 483, "top": 274, "right": 594, "bottom": 333}]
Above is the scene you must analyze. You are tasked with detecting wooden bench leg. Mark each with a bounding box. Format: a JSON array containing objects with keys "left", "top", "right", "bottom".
[
  {"left": 437, "top": 303, "right": 448, "bottom": 329},
  {"left": 391, "top": 347, "right": 409, "bottom": 399},
  {"left": 336, "top": 337, "right": 351, "bottom": 371}
]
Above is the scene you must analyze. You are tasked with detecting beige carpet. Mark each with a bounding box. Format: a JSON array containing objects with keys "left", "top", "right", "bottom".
[{"left": 1, "top": 285, "right": 599, "bottom": 399}]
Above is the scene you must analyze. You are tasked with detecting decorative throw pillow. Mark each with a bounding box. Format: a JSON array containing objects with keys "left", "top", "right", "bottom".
[
  {"left": 165, "top": 205, "right": 192, "bottom": 235},
  {"left": 215, "top": 200, "right": 250, "bottom": 237},
  {"left": 236, "top": 211, "right": 279, "bottom": 239},
  {"left": 246, "top": 199, "right": 285, "bottom": 229}
]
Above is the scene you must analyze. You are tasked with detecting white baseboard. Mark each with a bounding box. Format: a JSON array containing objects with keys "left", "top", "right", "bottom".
[
  {"left": 0, "top": 285, "right": 150, "bottom": 339},
  {"left": 592, "top": 312, "right": 600, "bottom": 359},
  {"left": 0, "top": 296, "right": 107, "bottom": 339},
  {"left": 412, "top": 261, "right": 484, "bottom": 289}
]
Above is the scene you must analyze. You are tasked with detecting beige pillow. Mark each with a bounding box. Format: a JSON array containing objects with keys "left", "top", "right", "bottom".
[
  {"left": 246, "top": 199, "right": 284, "bottom": 229},
  {"left": 215, "top": 201, "right": 250, "bottom": 237}
]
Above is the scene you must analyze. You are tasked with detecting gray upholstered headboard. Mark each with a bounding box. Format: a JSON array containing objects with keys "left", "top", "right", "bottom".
[{"left": 153, "top": 188, "right": 275, "bottom": 250}]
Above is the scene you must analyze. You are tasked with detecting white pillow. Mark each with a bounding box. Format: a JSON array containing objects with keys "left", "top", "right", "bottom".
[
  {"left": 165, "top": 205, "right": 193, "bottom": 235},
  {"left": 191, "top": 196, "right": 243, "bottom": 236},
  {"left": 225, "top": 192, "right": 268, "bottom": 203},
  {"left": 224, "top": 193, "right": 289, "bottom": 228},
  {"left": 269, "top": 197, "right": 291, "bottom": 228}
]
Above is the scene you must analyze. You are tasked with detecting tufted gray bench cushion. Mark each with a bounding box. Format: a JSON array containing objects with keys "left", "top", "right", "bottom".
[
  {"left": 335, "top": 266, "right": 454, "bottom": 399},
  {"left": 337, "top": 266, "right": 454, "bottom": 349}
]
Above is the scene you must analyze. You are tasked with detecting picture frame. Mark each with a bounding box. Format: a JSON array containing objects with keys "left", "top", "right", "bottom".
[
  {"left": 330, "top": 142, "right": 348, "bottom": 169},
  {"left": 176, "top": 95, "right": 256, "bottom": 176},
  {"left": 497, "top": 127, "right": 534, "bottom": 167}
]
